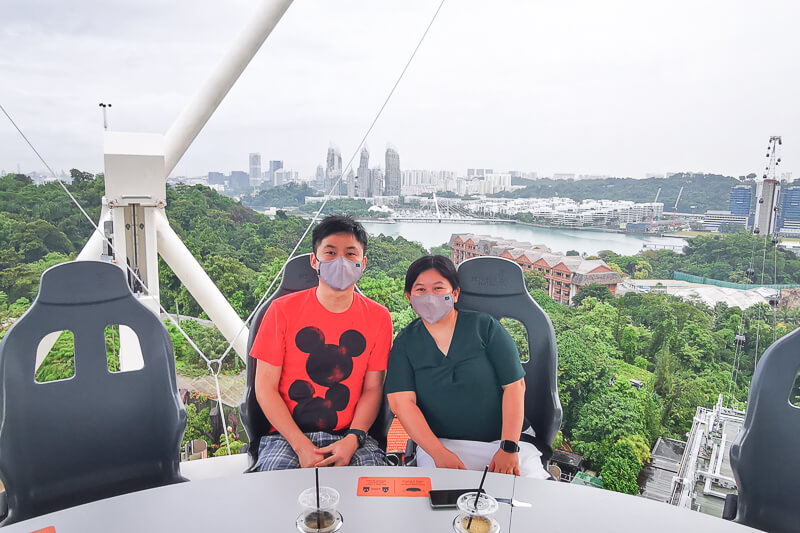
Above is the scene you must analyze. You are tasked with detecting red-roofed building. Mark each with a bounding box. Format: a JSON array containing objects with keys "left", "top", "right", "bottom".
[{"left": 449, "top": 233, "right": 623, "bottom": 305}]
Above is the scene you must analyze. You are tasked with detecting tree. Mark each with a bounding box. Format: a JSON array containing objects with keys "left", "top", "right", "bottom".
[
  {"left": 572, "top": 283, "right": 613, "bottom": 306},
  {"left": 523, "top": 270, "right": 547, "bottom": 292},
  {"left": 556, "top": 330, "right": 613, "bottom": 433},
  {"left": 566, "top": 250, "right": 580, "bottom": 256},
  {"left": 572, "top": 382, "right": 650, "bottom": 469},
  {"left": 183, "top": 403, "right": 213, "bottom": 447},
  {"left": 600, "top": 439, "right": 642, "bottom": 495}
]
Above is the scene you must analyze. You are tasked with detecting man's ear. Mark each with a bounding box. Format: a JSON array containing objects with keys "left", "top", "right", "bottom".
[
  {"left": 452, "top": 288, "right": 460, "bottom": 303},
  {"left": 309, "top": 253, "right": 319, "bottom": 270},
  {"left": 361, "top": 256, "right": 367, "bottom": 271}
]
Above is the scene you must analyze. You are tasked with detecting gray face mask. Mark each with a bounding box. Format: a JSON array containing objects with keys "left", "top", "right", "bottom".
[
  {"left": 410, "top": 293, "right": 454, "bottom": 324},
  {"left": 316, "top": 256, "right": 364, "bottom": 291}
]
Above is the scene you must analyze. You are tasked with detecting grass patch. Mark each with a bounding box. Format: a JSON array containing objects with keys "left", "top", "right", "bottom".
[{"left": 608, "top": 358, "right": 653, "bottom": 384}]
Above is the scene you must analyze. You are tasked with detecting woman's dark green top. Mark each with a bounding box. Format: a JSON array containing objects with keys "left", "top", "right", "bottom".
[{"left": 385, "top": 309, "right": 525, "bottom": 442}]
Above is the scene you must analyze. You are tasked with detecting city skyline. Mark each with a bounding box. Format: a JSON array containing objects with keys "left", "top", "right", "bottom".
[{"left": 2, "top": 1, "right": 799, "bottom": 180}]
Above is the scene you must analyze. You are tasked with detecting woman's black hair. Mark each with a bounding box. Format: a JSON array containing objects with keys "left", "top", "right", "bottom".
[
  {"left": 311, "top": 214, "right": 369, "bottom": 254},
  {"left": 404, "top": 255, "right": 460, "bottom": 294}
]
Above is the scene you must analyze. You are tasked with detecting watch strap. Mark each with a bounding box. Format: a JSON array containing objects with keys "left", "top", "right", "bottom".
[
  {"left": 500, "top": 440, "right": 520, "bottom": 453},
  {"left": 345, "top": 429, "right": 366, "bottom": 447}
]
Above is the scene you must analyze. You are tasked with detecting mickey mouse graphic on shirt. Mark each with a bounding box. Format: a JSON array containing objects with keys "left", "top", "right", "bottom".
[{"left": 289, "top": 326, "right": 367, "bottom": 432}]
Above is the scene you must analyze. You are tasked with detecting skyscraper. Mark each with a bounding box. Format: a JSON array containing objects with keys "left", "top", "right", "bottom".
[
  {"left": 356, "top": 147, "right": 370, "bottom": 198},
  {"left": 325, "top": 145, "right": 342, "bottom": 195},
  {"left": 346, "top": 169, "right": 356, "bottom": 197},
  {"left": 268, "top": 160, "right": 283, "bottom": 187},
  {"left": 249, "top": 153, "right": 261, "bottom": 185},
  {"left": 314, "top": 165, "right": 325, "bottom": 191},
  {"left": 778, "top": 186, "right": 800, "bottom": 232},
  {"left": 384, "top": 145, "right": 400, "bottom": 196},
  {"left": 729, "top": 185, "right": 752, "bottom": 216}
]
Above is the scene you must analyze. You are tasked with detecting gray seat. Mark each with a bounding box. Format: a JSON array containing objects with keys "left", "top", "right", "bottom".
[
  {"left": 456, "top": 256, "right": 563, "bottom": 448},
  {"left": 0, "top": 261, "right": 186, "bottom": 526},
  {"left": 240, "top": 254, "right": 393, "bottom": 471},
  {"left": 728, "top": 325, "right": 800, "bottom": 532}
]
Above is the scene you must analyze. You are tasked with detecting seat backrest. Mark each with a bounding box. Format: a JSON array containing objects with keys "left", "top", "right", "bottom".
[
  {"left": 240, "top": 254, "right": 393, "bottom": 470},
  {"left": 455, "top": 256, "right": 563, "bottom": 446},
  {"left": 0, "top": 261, "right": 186, "bottom": 525},
  {"left": 729, "top": 326, "right": 800, "bottom": 533}
]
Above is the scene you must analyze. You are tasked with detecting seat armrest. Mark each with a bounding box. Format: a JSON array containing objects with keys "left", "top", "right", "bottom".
[
  {"left": 403, "top": 439, "right": 418, "bottom": 466},
  {"left": 0, "top": 491, "right": 7, "bottom": 521}
]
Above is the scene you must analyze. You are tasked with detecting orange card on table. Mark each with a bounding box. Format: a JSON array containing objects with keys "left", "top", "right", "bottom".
[
  {"left": 32, "top": 528, "right": 56, "bottom": 533},
  {"left": 357, "top": 477, "right": 431, "bottom": 497}
]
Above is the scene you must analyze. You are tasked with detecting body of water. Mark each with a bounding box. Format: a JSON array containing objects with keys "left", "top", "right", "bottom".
[{"left": 360, "top": 220, "right": 688, "bottom": 256}]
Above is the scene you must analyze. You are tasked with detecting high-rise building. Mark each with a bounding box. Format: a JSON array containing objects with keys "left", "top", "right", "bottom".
[
  {"left": 229, "top": 171, "right": 250, "bottom": 189},
  {"left": 325, "top": 145, "right": 342, "bottom": 195},
  {"left": 314, "top": 165, "right": 325, "bottom": 191},
  {"left": 778, "top": 186, "right": 800, "bottom": 232},
  {"left": 266, "top": 160, "right": 283, "bottom": 187},
  {"left": 356, "top": 147, "right": 370, "bottom": 198},
  {"left": 729, "top": 185, "right": 752, "bottom": 216},
  {"left": 754, "top": 179, "right": 780, "bottom": 235},
  {"left": 208, "top": 171, "right": 225, "bottom": 185},
  {"left": 369, "top": 168, "right": 384, "bottom": 198},
  {"left": 384, "top": 146, "right": 401, "bottom": 196},
  {"left": 249, "top": 153, "right": 261, "bottom": 185},
  {"left": 346, "top": 169, "right": 356, "bottom": 197}
]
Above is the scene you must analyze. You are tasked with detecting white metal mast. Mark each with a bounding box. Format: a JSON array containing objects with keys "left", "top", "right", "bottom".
[{"left": 56, "top": 0, "right": 296, "bottom": 369}]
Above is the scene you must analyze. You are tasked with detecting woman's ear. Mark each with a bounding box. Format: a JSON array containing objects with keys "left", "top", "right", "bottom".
[
  {"left": 453, "top": 288, "right": 460, "bottom": 303},
  {"left": 405, "top": 292, "right": 411, "bottom": 302}
]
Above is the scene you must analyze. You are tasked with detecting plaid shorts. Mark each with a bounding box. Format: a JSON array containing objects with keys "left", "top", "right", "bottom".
[{"left": 255, "top": 431, "right": 389, "bottom": 471}]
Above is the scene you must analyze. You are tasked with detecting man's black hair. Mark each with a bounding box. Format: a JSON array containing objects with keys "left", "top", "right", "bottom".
[
  {"left": 311, "top": 214, "right": 369, "bottom": 255},
  {"left": 404, "top": 255, "right": 460, "bottom": 294}
]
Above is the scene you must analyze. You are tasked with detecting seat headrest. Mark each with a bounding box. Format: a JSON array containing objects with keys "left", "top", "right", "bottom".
[
  {"left": 37, "top": 261, "right": 132, "bottom": 305},
  {"left": 458, "top": 257, "right": 525, "bottom": 296},
  {"left": 281, "top": 254, "right": 319, "bottom": 293}
]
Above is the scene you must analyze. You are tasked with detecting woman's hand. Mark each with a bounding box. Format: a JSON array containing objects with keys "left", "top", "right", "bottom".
[
  {"left": 489, "top": 449, "right": 520, "bottom": 476},
  {"left": 432, "top": 448, "right": 467, "bottom": 470}
]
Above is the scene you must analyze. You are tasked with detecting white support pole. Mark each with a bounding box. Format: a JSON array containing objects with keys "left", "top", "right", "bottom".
[
  {"left": 76, "top": 206, "right": 111, "bottom": 261},
  {"left": 154, "top": 209, "right": 249, "bottom": 359},
  {"left": 163, "top": 0, "right": 295, "bottom": 176}
]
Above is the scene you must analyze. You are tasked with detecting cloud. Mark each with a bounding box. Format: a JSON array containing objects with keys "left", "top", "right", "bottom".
[{"left": 2, "top": 0, "right": 799, "bottom": 179}]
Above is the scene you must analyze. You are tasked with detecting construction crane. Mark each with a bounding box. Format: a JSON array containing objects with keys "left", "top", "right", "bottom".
[
  {"left": 671, "top": 186, "right": 684, "bottom": 227},
  {"left": 649, "top": 187, "right": 662, "bottom": 231}
]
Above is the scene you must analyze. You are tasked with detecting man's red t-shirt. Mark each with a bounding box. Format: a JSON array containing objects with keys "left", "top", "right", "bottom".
[{"left": 250, "top": 287, "right": 393, "bottom": 433}]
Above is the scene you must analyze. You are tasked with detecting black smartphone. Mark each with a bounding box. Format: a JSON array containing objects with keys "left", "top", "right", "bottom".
[{"left": 429, "top": 488, "right": 484, "bottom": 509}]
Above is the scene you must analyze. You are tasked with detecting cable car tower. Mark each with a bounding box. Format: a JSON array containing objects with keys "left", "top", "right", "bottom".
[{"left": 753, "top": 136, "right": 782, "bottom": 236}]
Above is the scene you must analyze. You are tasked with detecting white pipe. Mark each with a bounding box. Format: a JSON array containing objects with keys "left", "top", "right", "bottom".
[
  {"left": 154, "top": 210, "right": 248, "bottom": 359},
  {"left": 163, "top": 0, "right": 295, "bottom": 175}
]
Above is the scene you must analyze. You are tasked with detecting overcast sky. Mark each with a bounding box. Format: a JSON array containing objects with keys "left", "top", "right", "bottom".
[{"left": 2, "top": 0, "right": 799, "bottom": 180}]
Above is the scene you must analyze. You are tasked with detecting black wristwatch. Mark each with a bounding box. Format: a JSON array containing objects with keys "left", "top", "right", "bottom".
[
  {"left": 500, "top": 440, "right": 520, "bottom": 453},
  {"left": 345, "top": 429, "right": 366, "bottom": 447}
]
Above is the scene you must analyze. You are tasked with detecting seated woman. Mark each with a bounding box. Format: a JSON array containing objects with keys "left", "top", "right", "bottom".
[{"left": 386, "top": 255, "right": 548, "bottom": 478}]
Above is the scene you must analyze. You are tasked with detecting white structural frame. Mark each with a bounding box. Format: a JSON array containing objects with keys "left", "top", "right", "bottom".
[{"left": 39, "top": 0, "right": 296, "bottom": 369}]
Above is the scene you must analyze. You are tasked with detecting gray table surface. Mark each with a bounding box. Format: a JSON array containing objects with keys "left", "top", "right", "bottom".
[{"left": 3, "top": 466, "right": 755, "bottom": 532}]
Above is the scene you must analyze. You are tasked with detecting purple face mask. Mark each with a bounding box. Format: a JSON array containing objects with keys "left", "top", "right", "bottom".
[
  {"left": 409, "top": 293, "right": 454, "bottom": 324},
  {"left": 316, "top": 256, "right": 364, "bottom": 291}
]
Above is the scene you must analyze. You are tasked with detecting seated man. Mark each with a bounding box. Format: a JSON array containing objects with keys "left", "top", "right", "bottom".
[{"left": 251, "top": 214, "right": 393, "bottom": 470}]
